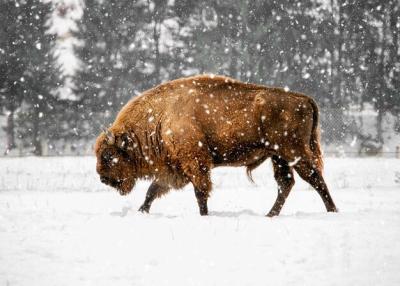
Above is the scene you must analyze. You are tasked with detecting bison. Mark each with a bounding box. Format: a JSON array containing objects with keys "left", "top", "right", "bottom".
[{"left": 95, "top": 75, "right": 337, "bottom": 216}]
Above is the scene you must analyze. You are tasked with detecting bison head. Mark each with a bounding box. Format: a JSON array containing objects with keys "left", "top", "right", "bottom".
[{"left": 95, "top": 129, "right": 136, "bottom": 195}]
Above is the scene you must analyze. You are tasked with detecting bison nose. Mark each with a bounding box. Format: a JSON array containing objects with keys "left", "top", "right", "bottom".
[{"left": 100, "top": 176, "right": 108, "bottom": 184}]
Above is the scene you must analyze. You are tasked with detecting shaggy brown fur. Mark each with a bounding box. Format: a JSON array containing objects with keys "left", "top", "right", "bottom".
[{"left": 95, "top": 75, "right": 337, "bottom": 216}]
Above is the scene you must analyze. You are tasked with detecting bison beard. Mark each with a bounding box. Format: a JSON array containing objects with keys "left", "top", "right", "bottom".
[{"left": 94, "top": 75, "right": 338, "bottom": 217}]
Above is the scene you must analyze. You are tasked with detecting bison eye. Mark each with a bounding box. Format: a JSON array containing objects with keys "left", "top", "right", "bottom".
[{"left": 102, "top": 151, "right": 114, "bottom": 165}]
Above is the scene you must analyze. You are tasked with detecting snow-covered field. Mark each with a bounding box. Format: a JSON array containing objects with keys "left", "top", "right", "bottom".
[{"left": 0, "top": 157, "right": 399, "bottom": 286}]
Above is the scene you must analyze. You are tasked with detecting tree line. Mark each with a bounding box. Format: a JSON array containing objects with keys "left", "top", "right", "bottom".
[{"left": 1, "top": 0, "right": 399, "bottom": 155}]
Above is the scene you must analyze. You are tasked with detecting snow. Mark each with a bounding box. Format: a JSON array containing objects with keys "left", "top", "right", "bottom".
[{"left": 1, "top": 157, "right": 400, "bottom": 286}]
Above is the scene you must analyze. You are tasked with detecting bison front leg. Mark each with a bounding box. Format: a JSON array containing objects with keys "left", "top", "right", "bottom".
[
  {"left": 138, "top": 181, "right": 170, "bottom": 213},
  {"left": 267, "top": 156, "right": 295, "bottom": 217},
  {"left": 194, "top": 185, "right": 210, "bottom": 216},
  {"left": 183, "top": 161, "right": 212, "bottom": 216}
]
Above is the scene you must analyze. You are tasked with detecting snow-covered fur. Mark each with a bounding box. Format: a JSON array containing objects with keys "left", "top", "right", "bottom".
[{"left": 94, "top": 75, "right": 337, "bottom": 216}]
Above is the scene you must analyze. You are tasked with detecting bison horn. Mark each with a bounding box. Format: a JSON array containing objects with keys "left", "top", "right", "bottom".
[{"left": 103, "top": 127, "right": 115, "bottom": 145}]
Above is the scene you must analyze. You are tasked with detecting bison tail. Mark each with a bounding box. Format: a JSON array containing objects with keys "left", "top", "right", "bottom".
[
  {"left": 245, "top": 157, "right": 266, "bottom": 184},
  {"left": 309, "top": 98, "right": 324, "bottom": 172},
  {"left": 246, "top": 167, "right": 255, "bottom": 184}
]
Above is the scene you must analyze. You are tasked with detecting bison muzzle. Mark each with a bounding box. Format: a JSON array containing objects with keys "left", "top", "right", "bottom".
[{"left": 95, "top": 75, "right": 338, "bottom": 216}]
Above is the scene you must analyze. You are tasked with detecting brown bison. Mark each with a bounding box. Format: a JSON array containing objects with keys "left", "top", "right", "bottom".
[{"left": 95, "top": 75, "right": 337, "bottom": 216}]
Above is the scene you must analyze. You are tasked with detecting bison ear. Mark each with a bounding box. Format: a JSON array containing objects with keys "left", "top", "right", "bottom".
[
  {"left": 103, "top": 128, "right": 115, "bottom": 145},
  {"left": 116, "top": 133, "right": 132, "bottom": 151}
]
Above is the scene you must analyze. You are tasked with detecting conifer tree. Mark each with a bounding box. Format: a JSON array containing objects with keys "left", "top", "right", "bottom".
[
  {"left": 73, "top": 0, "right": 147, "bottom": 136},
  {"left": 0, "top": 0, "right": 62, "bottom": 155}
]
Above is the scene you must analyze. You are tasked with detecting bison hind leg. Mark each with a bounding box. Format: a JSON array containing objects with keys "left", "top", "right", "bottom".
[{"left": 294, "top": 157, "right": 338, "bottom": 213}]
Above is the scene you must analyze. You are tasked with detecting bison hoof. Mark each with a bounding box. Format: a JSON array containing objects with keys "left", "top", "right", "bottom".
[
  {"left": 199, "top": 208, "right": 208, "bottom": 216},
  {"left": 138, "top": 205, "right": 150, "bottom": 213},
  {"left": 266, "top": 211, "right": 279, "bottom": 217}
]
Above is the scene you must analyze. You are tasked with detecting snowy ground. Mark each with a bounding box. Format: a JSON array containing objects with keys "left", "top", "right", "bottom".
[{"left": 1, "top": 157, "right": 400, "bottom": 286}]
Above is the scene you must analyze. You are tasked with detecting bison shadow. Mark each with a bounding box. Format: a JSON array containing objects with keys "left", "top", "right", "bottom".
[{"left": 209, "top": 209, "right": 261, "bottom": 217}]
